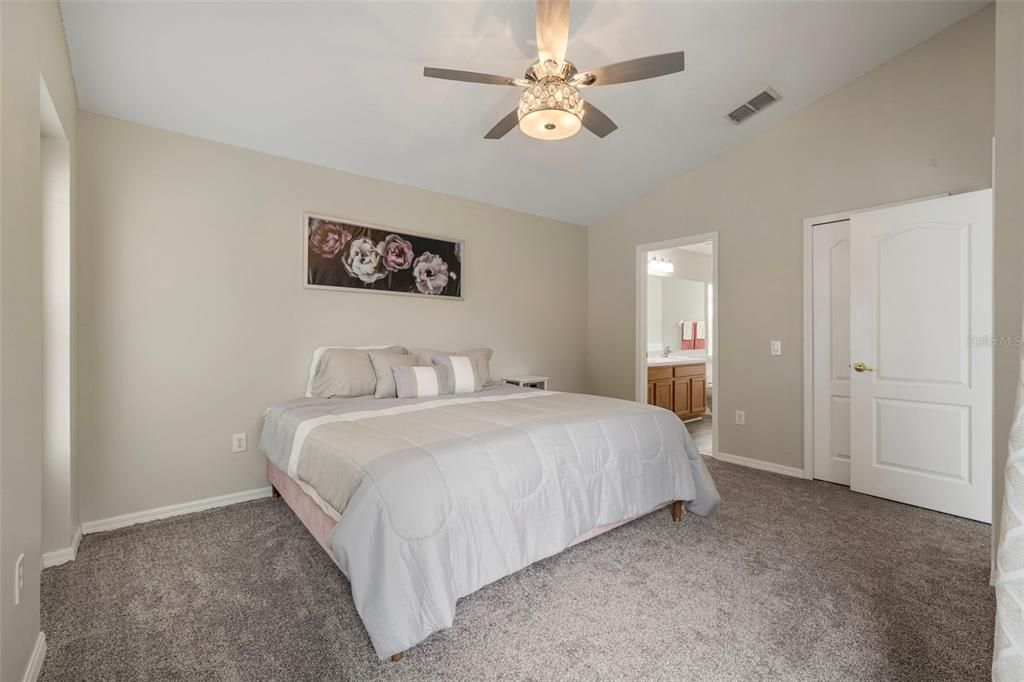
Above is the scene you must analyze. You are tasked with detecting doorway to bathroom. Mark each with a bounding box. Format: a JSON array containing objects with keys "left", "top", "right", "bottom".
[{"left": 635, "top": 233, "right": 718, "bottom": 457}]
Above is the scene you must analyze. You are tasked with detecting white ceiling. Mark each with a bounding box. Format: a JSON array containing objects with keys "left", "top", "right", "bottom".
[{"left": 61, "top": 1, "right": 984, "bottom": 225}]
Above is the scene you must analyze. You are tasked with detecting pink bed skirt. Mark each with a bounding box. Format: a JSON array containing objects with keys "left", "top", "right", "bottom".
[
  {"left": 267, "top": 460, "right": 345, "bottom": 569},
  {"left": 266, "top": 459, "right": 671, "bottom": 572}
]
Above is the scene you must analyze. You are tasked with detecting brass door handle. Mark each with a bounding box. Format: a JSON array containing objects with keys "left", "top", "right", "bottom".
[{"left": 851, "top": 361, "right": 875, "bottom": 373}]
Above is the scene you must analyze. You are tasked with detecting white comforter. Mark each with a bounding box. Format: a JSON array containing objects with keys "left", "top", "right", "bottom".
[{"left": 261, "top": 387, "right": 719, "bottom": 659}]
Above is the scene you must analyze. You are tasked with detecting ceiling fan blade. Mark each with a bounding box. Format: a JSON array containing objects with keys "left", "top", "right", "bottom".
[
  {"left": 573, "top": 52, "right": 685, "bottom": 87},
  {"left": 536, "top": 0, "right": 569, "bottom": 65},
  {"left": 581, "top": 101, "right": 617, "bottom": 138},
  {"left": 484, "top": 110, "right": 520, "bottom": 139},
  {"left": 423, "top": 67, "right": 516, "bottom": 86}
]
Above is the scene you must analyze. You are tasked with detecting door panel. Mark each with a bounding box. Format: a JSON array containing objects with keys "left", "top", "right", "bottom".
[
  {"left": 875, "top": 399, "right": 968, "bottom": 479},
  {"left": 813, "top": 220, "right": 852, "bottom": 485},
  {"left": 830, "top": 238, "right": 851, "bottom": 383},
  {"left": 691, "top": 378, "right": 706, "bottom": 414},
  {"left": 876, "top": 225, "right": 967, "bottom": 384},
  {"left": 673, "top": 378, "right": 690, "bottom": 417},
  {"left": 829, "top": 396, "right": 851, "bottom": 465},
  {"left": 849, "top": 190, "right": 992, "bottom": 522},
  {"left": 653, "top": 380, "right": 673, "bottom": 411}
]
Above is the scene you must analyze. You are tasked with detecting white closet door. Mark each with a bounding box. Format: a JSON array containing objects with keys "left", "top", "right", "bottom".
[
  {"left": 812, "top": 220, "right": 852, "bottom": 485},
  {"left": 849, "top": 190, "right": 992, "bottom": 522}
]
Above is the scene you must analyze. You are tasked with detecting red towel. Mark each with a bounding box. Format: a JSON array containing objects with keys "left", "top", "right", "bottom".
[
  {"left": 694, "top": 321, "right": 706, "bottom": 350},
  {"left": 681, "top": 322, "right": 695, "bottom": 350}
]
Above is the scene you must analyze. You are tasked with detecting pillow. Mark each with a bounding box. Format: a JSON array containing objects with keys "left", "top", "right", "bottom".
[
  {"left": 432, "top": 354, "right": 481, "bottom": 394},
  {"left": 305, "top": 345, "right": 406, "bottom": 397},
  {"left": 309, "top": 348, "right": 379, "bottom": 398},
  {"left": 393, "top": 365, "right": 444, "bottom": 399},
  {"left": 370, "top": 352, "right": 420, "bottom": 399},
  {"left": 410, "top": 348, "right": 494, "bottom": 386}
]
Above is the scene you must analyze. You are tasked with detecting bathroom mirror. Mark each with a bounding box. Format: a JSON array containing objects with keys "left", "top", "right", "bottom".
[{"left": 647, "top": 275, "right": 707, "bottom": 352}]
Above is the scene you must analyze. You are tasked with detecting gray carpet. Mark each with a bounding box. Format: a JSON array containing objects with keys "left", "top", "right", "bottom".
[{"left": 41, "top": 459, "right": 994, "bottom": 681}]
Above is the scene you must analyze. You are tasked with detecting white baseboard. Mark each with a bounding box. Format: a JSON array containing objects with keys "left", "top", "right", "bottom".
[
  {"left": 42, "top": 527, "right": 82, "bottom": 568},
  {"left": 714, "top": 451, "right": 806, "bottom": 479},
  {"left": 81, "top": 486, "right": 272, "bottom": 535},
  {"left": 22, "top": 631, "right": 46, "bottom": 682}
]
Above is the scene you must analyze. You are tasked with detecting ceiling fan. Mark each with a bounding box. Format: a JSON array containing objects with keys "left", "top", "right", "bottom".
[{"left": 423, "top": 0, "right": 685, "bottom": 141}]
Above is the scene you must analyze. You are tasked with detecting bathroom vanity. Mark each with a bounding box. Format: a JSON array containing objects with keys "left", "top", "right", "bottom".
[{"left": 646, "top": 359, "right": 706, "bottom": 422}]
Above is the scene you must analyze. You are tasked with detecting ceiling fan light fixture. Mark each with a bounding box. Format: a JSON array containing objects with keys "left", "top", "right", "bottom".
[{"left": 517, "top": 81, "right": 583, "bottom": 140}]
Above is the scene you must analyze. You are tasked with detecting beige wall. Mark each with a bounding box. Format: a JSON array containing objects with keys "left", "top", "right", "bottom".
[
  {"left": 77, "top": 113, "right": 587, "bottom": 524},
  {"left": 0, "top": 1, "right": 78, "bottom": 679},
  {"left": 587, "top": 6, "right": 995, "bottom": 470},
  {"left": 993, "top": 0, "right": 1024, "bottom": 557}
]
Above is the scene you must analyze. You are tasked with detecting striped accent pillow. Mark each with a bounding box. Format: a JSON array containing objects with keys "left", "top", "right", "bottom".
[
  {"left": 432, "top": 354, "right": 481, "bottom": 394},
  {"left": 393, "top": 365, "right": 443, "bottom": 399}
]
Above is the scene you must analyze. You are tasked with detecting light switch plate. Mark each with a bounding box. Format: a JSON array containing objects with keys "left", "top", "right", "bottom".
[
  {"left": 735, "top": 410, "right": 746, "bottom": 426},
  {"left": 770, "top": 340, "right": 782, "bottom": 356}
]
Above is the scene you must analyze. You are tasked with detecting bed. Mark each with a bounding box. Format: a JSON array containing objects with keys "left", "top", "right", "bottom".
[{"left": 258, "top": 382, "right": 719, "bottom": 661}]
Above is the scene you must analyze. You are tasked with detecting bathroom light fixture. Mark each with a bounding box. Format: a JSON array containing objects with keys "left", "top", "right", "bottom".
[{"left": 648, "top": 256, "right": 674, "bottom": 275}]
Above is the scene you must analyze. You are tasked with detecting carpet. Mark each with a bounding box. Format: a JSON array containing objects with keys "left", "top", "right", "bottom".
[{"left": 41, "top": 459, "right": 995, "bottom": 680}]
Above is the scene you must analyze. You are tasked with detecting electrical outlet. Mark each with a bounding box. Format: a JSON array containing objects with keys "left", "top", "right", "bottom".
[
  {"left": 770, "top": 340, "right": 782, "bottom": 356},
  {"left": 735, "top": 410, "right": 746, "bottom": 426},
  {"left": 14, "top": 553, "right": 23, "bottom": 606},
  {"left": 231, "top": 432, "right": 248, "bottom": 453}
]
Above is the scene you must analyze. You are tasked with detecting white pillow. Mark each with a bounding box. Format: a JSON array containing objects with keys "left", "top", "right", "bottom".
[{"left": 305, "top": 345, "right": 406, "bottom": 397}]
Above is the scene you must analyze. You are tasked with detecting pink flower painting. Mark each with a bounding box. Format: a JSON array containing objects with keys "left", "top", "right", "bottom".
[{"left": 305, "top": 214, "right": 462, "bottom": 298}]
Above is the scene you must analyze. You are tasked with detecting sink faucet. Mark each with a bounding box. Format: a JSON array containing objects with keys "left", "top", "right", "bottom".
[{"left": 662, "top": 345, "right": 672, "bottom": 358}]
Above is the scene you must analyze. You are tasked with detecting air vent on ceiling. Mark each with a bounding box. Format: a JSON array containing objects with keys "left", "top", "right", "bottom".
[{"left": 726, "top": 88, "right": 781, "bottom": 124}]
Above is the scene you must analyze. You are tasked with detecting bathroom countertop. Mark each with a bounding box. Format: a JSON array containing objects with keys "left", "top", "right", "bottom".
[{"left": 646, "top": 356, "right": 707, "bottom": 367}]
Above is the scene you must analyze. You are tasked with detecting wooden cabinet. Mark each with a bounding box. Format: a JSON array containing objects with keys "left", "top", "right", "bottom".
[
  {"left": 646, "top": 362, "right": 706, "bottom": 421},
  {"left": 652, "top": 380, "right": 673, "bottom": 411},
  {"left": 690, "top": 376, "right": 706, "bottom": 414},
  {"left": 673, "top": 377, "right": 690, "bottom": 416}
]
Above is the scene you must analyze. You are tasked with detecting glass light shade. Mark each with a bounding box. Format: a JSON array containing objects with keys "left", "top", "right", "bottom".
[{"left": 517, "top": 81, "right": 584, "bottom": 141}]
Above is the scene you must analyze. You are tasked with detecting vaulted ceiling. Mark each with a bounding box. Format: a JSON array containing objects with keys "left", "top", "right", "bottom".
[{"left": 61, "top": 1, "right": 985, "bottom": 225}]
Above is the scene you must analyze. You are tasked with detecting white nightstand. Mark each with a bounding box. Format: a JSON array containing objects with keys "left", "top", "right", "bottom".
[{"left": 503, "top": 375, "right": 549, "bottom": 390}]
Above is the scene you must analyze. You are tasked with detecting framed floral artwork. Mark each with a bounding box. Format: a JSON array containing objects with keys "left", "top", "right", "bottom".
[{"left": 304, "top": 213, "right": 463, "bottom": 300}]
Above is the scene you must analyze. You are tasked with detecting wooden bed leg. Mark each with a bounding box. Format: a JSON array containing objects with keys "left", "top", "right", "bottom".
[
  {"left": 390, "top": 652, "right": 404, "bottom": 662},
  {"left": 671, "top": 500, "right": 683, "bottom": 523},
  {"left": 271, "top": 485, "right": 280, "bottom": 498}
]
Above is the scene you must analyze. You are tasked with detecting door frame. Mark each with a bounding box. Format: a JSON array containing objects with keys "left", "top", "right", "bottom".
[
  {"left": 801, "top": 194, "right": 948, "bottom": 480},
  {"left": 635, "top": 231, "right": 719, "bottom": 460}
]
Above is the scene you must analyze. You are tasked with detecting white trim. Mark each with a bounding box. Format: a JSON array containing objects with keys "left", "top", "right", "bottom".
[
  {"left": 41, "top": 527, "right": 82, "bottom": 568},
  {"left": 81, "top": 487, "right": 273, "bottom": 535},
  {"left": 714, "top": 451, "right": 805, "bottom": 479},
  {"left": 22, "top": 632, "right": 46, "bottom": 682},
  {"left": 801, "top": 193, "right": 949, "bottom": 481},
  {"left": 635, "top": 232, "right": 719, "bottom": 461}
]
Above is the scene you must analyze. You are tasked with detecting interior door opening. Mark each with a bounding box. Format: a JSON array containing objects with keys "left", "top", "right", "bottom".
[{"left": 636, "top": 234, "right": 718, "bottom": 458}]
